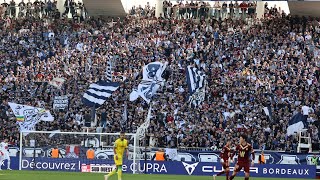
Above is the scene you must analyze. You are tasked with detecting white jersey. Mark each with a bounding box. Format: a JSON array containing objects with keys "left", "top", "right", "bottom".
[{"left": 0, "top": 142, "right": 9, "bottom": 154}]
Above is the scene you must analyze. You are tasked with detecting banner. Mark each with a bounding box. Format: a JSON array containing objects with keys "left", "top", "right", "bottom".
[
  {"left": 165, "top": 148, "right": 178, "bottom": 160},
  {"left": 8, "top": 146, "right": 320, "bottom": 166},
  {"left": 7, "top": 146, "right": 320, "bottom": 167},
  {"left": 11, "top": 158, "right": 316, "bottom": 179},
  {"left": 105, "top": 58, "right": 113, "bottom": 82},
  {"left": 53, "top": 96, "right": 69, "bottom": 110},
  {"left": 186, "top": 66, "right": 206, "bottom": 107},
  {"left": 8, "top": 102, "right": 54, "bottom": 133},
  {"left": 175, "top": 150, "right": 318, "bottom": 165}
]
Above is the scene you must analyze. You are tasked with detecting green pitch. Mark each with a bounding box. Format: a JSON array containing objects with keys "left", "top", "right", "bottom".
[{"left": 0, "top": 170, "right": 309, "bottom": 180}]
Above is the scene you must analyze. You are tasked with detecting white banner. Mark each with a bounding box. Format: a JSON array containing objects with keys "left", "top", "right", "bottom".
[
  {"left": 8, "top": 102, "right": 54, "bottom": 133},
  {"left": 53, "top": 96, "right": 69, "bottom": 110},
  {"left": 165, "top": 148, "right": 178, "bottom": 160},
  {"left": 186, "top": 66, "right": 206, "bottom": 107}
]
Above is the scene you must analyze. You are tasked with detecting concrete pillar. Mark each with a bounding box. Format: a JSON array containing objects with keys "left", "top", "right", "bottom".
[
  {"left": 256, "top": 1, "right": 265, "bottom": 19},
  {"left": 155, "top": 0, "right": 163, "bottom": 18},
  {"left": 57, "top": 0, "right": 67, "bottom": 15}
]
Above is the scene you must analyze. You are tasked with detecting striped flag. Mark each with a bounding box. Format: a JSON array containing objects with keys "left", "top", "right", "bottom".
[
  {"left": 105, "top": 59, "right": 113, "bottom": 82},
  {"left": 82, "top": 81, "right": 120, "bottom": 107},
  {"left": 186, "top": 66, "right": 206, "bottom": 107}
]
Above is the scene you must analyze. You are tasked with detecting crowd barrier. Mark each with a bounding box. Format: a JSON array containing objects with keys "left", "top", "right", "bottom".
[
  {"left": 3, "top": 149, "right": 320, "bottom": 179},
  {"left": 3, "top": 157, "right": 316, "bottom": 179}
]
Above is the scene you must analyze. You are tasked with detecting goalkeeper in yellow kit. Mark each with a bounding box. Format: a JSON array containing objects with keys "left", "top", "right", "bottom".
[{"left": 105, "top": 132, "right": 128, "bottom": 180}]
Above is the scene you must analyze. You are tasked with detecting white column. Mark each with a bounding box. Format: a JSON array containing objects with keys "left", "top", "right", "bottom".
[
  {"left": 155, "top": 0, "right": 163, "bottom": 18},
  {"left": 57, "top": 0, "right": 66, "bottom": 15},
  {"left": 256, "top": 1, "right": 265, "bottom": 19}
]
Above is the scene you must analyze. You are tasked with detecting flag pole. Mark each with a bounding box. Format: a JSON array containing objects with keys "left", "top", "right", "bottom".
[
  {"left": 91, "top": 104, "right": 96, "bottom": 128},
  {"left": 144, "top": 109, "right": 148, "bottom": 174},
  {"left": 144, "top": 98, "right": 153, "bottom": 174}
]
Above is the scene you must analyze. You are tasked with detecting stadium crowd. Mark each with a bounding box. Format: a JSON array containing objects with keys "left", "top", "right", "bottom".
[{"left": 0, "top": 1, "right": 320, "bottom": 152}]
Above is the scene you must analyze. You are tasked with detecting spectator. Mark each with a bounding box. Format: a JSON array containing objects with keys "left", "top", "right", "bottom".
[
  {"left": 258, "top": 151, "right": 265, "bottom": 164},
  {"left": 152, "top": 148, "right": 167, "bottom": 161},
  {"left": 86, "top": 145, "right": 95, "bottom": 160}
]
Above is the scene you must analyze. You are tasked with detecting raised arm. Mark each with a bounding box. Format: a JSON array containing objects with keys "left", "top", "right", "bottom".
[{"left": 251, "top": 146, "right": 255, "bottom": 161}]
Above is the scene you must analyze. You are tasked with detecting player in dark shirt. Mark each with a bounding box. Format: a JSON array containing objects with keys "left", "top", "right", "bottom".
[
  {"left": 229, "top": 134, "right": 255, "bottom": 180},
  {"left": 213, "top": 140, "right": 232, "bottom": 180}
]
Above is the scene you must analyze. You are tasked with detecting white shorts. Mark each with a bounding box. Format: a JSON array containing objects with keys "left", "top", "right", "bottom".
[{"left": 0, "top": 153, "right": 10, "bottom": 160}]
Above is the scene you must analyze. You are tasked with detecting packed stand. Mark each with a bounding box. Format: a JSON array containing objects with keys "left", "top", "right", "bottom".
[
  {"left": 162, "top": 0, "right": 258, "bottom": 20},
  {"left": 0, "top": 1, "right": 319, "bottom": 152},
  {"left": 129, "top": 3, "right": 155, "bottom": 17},
  {"left": 0, "top": 0, "right": 86, "bottom": 19}
]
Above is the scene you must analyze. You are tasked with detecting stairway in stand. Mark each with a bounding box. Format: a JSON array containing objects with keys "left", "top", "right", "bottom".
[
  {"left": 83, "top": 0, "right": 126, "bottom": 17},
  {"left": 288, "top": 1, "right": 320, "bottom": 17}
]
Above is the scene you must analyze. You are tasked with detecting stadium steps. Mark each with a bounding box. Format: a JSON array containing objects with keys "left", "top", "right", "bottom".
[
  {"left": 83, "top": 0, "right": 126, "bottom": 17},
  {"left": 288, "top": 1, "right": 320, "bottom": 17}
]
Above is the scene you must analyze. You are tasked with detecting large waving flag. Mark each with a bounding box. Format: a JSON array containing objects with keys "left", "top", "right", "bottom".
[
  {"left": 130, "top": 62, "right": 167, "bottom": 104},
  {"left": 186, "top": 66, "right": 206, "bottom": 107},
  {"left": 8, "top": 102, "right": 54, "bottom": 133},
  {"left": 82, "top": 81, "right": 120, "bottom": 107},
  {"left": 287, "top": 112, "right": 307, "bottom": 136},
  {"left": 142, "top": 62, "right": 167, "bottom": 81},
  {"left": 130, "top": 81, "right": 160, "bottom": 104}
]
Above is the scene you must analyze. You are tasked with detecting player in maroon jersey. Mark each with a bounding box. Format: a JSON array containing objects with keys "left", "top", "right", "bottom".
[
  {"left": 213, "top": 140, "right": 232, "bottom": 180},
  {"left": 229, "top": 134, "right": 255, "bottom": 180}
]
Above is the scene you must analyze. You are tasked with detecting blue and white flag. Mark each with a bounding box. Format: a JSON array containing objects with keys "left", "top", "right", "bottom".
[
  {"left": 8, "top": 102, "right": 54, "bottom": 135},
  {"left": 287, "top": 112, "right": 307, "bottom": 136},
  {"left": 142, "top": 62, "right": 168, "bottom": 82},
  {"left": 130, "top": 81, "right": 160, "bottom": 104},
  {"left": 186, "top": 66, "right": 206, "bottom": 107},
  {"left": 130, "top": 62, "right": 167, "bottom": 104},
  {"left": 82, "top": 81, "right": 120, "bottom": 107}
]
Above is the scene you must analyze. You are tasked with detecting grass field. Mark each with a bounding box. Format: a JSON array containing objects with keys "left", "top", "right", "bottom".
[{"left": 0, "top": 171, "right": 310, "bottom": 180}]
